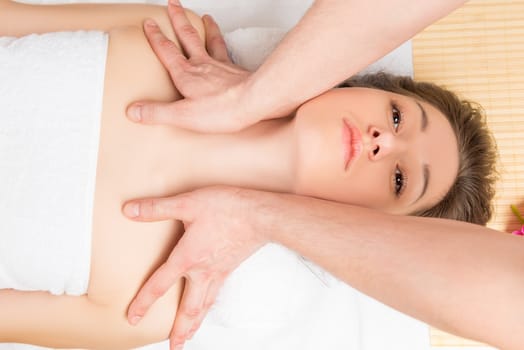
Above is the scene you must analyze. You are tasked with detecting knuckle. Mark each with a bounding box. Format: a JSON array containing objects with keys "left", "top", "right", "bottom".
[
  {"left": 139, "top": 104, "right": 158, "bottom": 124},
  {"left": 151, "top": 199, "right": 163, "bottom": 217},
  {"left": 149, "top": 284, "right": 167, "bottom": 299},
  {"left": 157, "top": 37, "right": 175, "bottom": 50},
  {"left": 182, "top": 306, "right": 201, "bottom": 319},
  {"left": 188, "top": 323, "right": 200, "bottom": 334},
  {"left": 185, "top": 63, "right": 207, "bottom": 75},
  {"left": 203, "top": 299, "right": 215, "bottom": 310},
  {"left": 172, "top": 336, "right": 186, "bottom": 345},
  {"left": 179, "top": 24, "right": 198, "bottom": 38},
  {"left": 140, "top": 198, "right": 156, "bottom": 217},
  {"left": 209, "top": 35, "right": 226, "bottom": 48},
  {"left": 132, "top": 306, "right": 145, "bottom": 317}
]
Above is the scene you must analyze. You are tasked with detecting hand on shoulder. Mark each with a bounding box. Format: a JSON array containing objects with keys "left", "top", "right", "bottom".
[{"left": 127, "top": 0, "right": 255, "bottom": 133}]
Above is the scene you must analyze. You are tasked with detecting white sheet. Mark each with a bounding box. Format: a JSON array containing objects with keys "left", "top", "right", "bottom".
[{"left": 4, "top": 1, "right": 422, "bottom": 350}]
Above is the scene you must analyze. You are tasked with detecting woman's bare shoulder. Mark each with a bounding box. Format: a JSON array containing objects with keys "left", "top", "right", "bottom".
[
  {"left": 104, "top": 8, "right": 204, "bottom": 102},
  {"left": 108, "top": 8, "right": 205, "bottom": 51}
]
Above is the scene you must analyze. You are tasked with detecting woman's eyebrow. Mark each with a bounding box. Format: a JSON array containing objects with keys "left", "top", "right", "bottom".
[
  {"left": 408, "top": 101, "right": 430, "bottom": 205},
  {"left": 416, "top": 101, "right": 428, "bottom": 132},
  {"left": 415, "top": 164, "right": 430, "bottom": 204}
]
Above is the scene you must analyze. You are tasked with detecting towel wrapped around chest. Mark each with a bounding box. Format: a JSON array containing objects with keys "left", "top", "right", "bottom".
[{"left": 0, "top": 31, "right": 107, "bottom": 296}]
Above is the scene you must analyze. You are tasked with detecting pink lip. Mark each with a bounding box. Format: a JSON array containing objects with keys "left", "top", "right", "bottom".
[{"left": 342, "top": 118, "right": 363, "bottom": 171}]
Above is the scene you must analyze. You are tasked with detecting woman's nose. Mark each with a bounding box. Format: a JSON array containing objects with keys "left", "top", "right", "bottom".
[{"left": 367, "top": 126, "right": 396, "bottom": 161}]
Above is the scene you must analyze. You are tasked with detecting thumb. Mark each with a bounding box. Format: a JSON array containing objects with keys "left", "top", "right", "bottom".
[
  {"left": 127, "top": 98, "right": 243, "bottom": 133},
  {"left": 127, "top": 100, "right": 178, "bottom": 125},
  {"left": 122, "top": 193, "right": 196, "bottom": 223},
  {"left": 127, "top": 99, "right": 205, "bottom": 130}
]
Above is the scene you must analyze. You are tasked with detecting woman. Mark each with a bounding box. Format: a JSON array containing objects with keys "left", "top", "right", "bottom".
[{"left": 0, "top": 1, "right": 496, "bottom": 349}]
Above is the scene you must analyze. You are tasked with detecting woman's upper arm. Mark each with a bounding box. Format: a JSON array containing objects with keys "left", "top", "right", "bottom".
[
  {"left": 0, "top": 289, "right": 103, "bottom": 348},
  {"left": 0, "top": 2, "right": 203, "bottom": 40},
  {"left": 0, "top": 287, "right": 174, "bottom": 348}
]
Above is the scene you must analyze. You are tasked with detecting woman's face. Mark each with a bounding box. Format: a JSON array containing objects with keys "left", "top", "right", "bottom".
[{"left": 293, "top": 87, "right": 459, "bottom": 215}]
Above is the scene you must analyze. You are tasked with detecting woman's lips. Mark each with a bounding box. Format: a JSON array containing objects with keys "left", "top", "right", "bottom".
[{"left": 342, "top": 118, "right": 363, "bottom": 171}]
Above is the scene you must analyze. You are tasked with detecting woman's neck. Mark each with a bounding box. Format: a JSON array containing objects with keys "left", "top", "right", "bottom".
[{"left": 170, "top": 118, "right": 298, "bottom": 194}]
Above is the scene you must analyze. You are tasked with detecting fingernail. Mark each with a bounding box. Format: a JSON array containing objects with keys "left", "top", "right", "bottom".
[
  {"left": 169, "top": 0, "right": 179, "bottom": 6},
  {"left": 204, "top": 15, "right": 215, "bottom": 25},
  {"left": 123, "top": 203, "right": 140, "bottom": 218},
  {"left": 129, "top": 315, "right": 142, "bottom": 325},
  {"left": 173, "top": 344, "right": 184, "bottom": 350},
  {"left": 127, "top": 105, "right": 142, "bottom": 122},
  {"left": 144, "top": 19, "right": 158, "bottom": 28}
]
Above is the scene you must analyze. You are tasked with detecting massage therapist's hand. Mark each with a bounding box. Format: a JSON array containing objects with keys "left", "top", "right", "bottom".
[
  {"left": 127, "top": 0, "right": 256, "bottom": 133},
  {"left": 123, "top": 186, "right": 271, "bottom": 349}
]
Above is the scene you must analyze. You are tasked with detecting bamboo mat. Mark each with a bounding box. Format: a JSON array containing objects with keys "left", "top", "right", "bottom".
[{"left": 412, "top": 0, "right": 524, "bottom": 347}]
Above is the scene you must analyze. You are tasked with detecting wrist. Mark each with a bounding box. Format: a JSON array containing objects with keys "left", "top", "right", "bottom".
[
  {"left": 240, "top": 73, "right": 299, "bottom": 123},
  {"left": 233, "top": 77, "right": 267, "bottom": 127},
  {"left": 214, "top": 76, "right": 263, "bottom": 131},
  {"left": 235, "top": 188, "right": 284, "bottom": 244}
]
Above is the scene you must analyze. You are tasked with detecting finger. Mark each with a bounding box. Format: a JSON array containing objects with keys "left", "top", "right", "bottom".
[
  {"left": 127, "top": 99, "right": 234, "bottom": 132},
  {"left": 169, "top": 278, "right": 209, "bottom": 348},
  {"left": 126, "top": 100, "right": 183, "bottom": 125},
  {"left": 122, "top": 194, "right": 195, "bottom": 222},
  {"left": 167, "top": 0, "right": 207, "bottom": 58},
  {"left": 202, "top": 15, "right": 231, "bottom": 63},
  {"left": 186, "top": 278, "right": 223, "bottom": 339},
  {"left": 127, "top": 257, "right": 185, "bottom": 324},
  {"left": 143, "top": 18, "right": 188, "bottom": 80},
  {"left": 170, "top": 338, "right": 185, "bottom": 350}
]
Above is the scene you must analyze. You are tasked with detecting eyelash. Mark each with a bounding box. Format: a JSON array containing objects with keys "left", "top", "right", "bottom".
[
  {"left": 394, "top": 166, "right": 407, "bottom": 197},
  {"left": 391, "top": 101, "right": 406, "bottom": 197},
  {"left": 391, "top": 101, "right": 403, "bottom": 132}
]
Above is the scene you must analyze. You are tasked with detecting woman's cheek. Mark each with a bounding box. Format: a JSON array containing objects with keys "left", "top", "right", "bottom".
[{"left": 340, "top": 166, "right": 391, "bottom": 209}]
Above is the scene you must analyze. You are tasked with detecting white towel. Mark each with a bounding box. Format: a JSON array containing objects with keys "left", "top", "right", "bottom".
[{"left": 0, "top": 31, "right": 107, "bottom": 296}]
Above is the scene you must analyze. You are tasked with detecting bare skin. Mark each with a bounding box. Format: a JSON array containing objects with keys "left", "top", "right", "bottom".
[
  {"left": 125, "top": 2, "right": 470, "bottom": 347},
  {"left": 127, "top": 186, "right": 524, "bottom": 350},
  {"left": 0, "top": 2, "right": 206, "bottom": 348},
  {"left": 2, "top": 2, "right": 500, "bottom": 347},
  {"left": 1, "top": 2, "right": 459, "bottom": 348},
  {"left": 128, "top": 0, "right": 468, "bottom": 131},
  {"left": 123, "top": 1, "right": 523, "bottom": 350}
]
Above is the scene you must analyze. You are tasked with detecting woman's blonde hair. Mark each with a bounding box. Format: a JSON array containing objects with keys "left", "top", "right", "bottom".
[{"left": 339, "top": 73, "right": 498, "bottom": 225}]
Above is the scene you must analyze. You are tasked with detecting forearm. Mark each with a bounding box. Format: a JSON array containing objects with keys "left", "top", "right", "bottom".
[
  {"left": 0, "top": 289, "right": 107, "bottom": 348},
  {"left": 244, "top": 0, "right": 467, "bottom": 120},
  {"left": 0, "top": 288, "right": 164, "bottom": 349},
  {"left": 1, "top": 1, "right": 176, "bottom": 37},
  {"left": 255, "top": 192, "right": 524, "bottom": 349}
]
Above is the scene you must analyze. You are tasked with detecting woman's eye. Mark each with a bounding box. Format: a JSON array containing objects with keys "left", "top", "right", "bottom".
[
  {"left": 394, "top": 167, "right": 405, "bottom": 197},
  {"left": 392, "top": 104, "right": 402, "bottom": 131}
]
